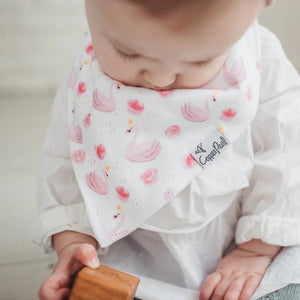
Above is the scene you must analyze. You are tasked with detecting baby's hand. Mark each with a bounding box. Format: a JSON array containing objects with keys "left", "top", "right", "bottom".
[
  {"left": 39, "top": 243, "right": 100, "bottom": 300},
  {"left": 199, "top": 240, "right": 281, "bottom": 300}
]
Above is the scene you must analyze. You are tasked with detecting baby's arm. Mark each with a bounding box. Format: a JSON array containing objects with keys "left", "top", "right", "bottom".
[
  {"left": 39, "top": 231, "right": 100, "bottom": 300},
  {"left": 199, "top": 239, "right": 281, "bottom": 300}
]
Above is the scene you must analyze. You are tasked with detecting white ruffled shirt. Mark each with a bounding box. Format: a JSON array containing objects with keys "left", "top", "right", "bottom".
[{"left": 32, "top": 24, "right": 300, "bottom": 300}]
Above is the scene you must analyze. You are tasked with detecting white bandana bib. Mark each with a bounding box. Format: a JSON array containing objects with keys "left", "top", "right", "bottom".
[{"left": 67, "top": 23, "right": 261, "bottom": 247}]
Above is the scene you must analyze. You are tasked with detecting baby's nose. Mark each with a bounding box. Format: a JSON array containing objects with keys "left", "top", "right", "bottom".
[{"left": 144, "top": 69, "right": 176, "bottom": 89}]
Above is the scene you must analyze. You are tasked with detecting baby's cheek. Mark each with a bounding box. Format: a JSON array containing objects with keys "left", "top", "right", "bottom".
[
  {"left": 182, "top": 57, "right": 226, "bottom": 88},
  {"left": 106, "top": 65, "right": 139, "bottom": 86},
  {"left": 179, "top": 67, "right": 218, "bottom": 88},
  {"left": 96, "top": 53, "right": 126, "bottom": 82},
  {"left": 91, "top": 39, "right": 128, "bottom": 82},
  {"left": 100, "top": 59, "right": 142, "bottom": 87}
]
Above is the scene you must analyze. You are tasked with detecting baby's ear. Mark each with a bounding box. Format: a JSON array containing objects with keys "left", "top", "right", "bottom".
[{"left": 265, "top": 0, "right": 275, "bottom": 7}]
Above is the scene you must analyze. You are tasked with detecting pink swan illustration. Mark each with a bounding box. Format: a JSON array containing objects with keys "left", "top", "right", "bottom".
[
  {"left": 125, "top": 122, "right": 161, "bottom": 162},
  {"left": 68, "top": 66, "right": 78, "bottom": 89},
  {"left": 69, "top": 123, "right": 83, "bottom": 143},
  {"left": 181, "top": 100, "right": 210, "bottom": 122},
  {"left": 223, "top": 57, "right": 246, "bottom": 86},
  {"left": 86, "top": 169, "right": 109, "bottom": 195},
  {"left": 93, "top": 82, "right": 118, "bottom": 112},
  {"left": 108, "top": 205, "right": 126, "bottom": 238}
]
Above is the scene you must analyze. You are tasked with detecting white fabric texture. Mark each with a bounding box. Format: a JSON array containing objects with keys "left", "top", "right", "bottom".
[{"left": 32, "top": 24, "right": 300, "bottom": 299}]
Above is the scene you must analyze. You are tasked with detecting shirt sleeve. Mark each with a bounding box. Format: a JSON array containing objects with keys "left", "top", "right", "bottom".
[
  {"left": 31, "top": 72, "right": 96, "bottom": 253},
  {"left": 235, "top": 25, "right": 300, "bottom": 246}
]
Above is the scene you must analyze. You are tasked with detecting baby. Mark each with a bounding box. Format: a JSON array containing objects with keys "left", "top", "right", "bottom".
[{"left": 34, "top": 0, "right": 300, "bottom": 299}]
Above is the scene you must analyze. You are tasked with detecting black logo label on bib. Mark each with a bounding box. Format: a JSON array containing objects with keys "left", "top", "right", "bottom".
[{"left": 190, "top": 128, "right": 230, "bottom": 169}]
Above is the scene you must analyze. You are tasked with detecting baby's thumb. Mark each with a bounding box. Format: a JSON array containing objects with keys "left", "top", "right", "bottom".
[{"left": 74, "top": 243, "right": 100, "bottom": 269}]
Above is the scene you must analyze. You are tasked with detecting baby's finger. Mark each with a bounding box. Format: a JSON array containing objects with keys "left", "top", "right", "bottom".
[
  {"left": 39, "top": 272, "right": 71, "bottom": 300},
  {"left": 211, "top": 276, "right": 233, "bottom": 300},
  {"left": 199, "top": 272, "right": 222, "bottom": 300},
  {"left": 73, "top": 243, "right": 100, "bottom": 269},
  {"left": 239, "top": 275, "right": 261, "bottom": 300},
  {"left": 224, "top": 277, "right": 246, "bottom": 300}
]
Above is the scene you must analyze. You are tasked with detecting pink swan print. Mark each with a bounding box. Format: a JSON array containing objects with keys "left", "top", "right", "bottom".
[
  {"left": 69, "top": 122, "right": 83, "bottom": 143},
  {"left": 181, "top": 98, "right": 210, "bottom": 122},
  {"left": 108, "top": 205, "right": 126, "bottom": 238},
  {"left": 125, "top": 119, "right": 161, "bottom": 162},
  {"left": 86, "top": 167, "right": 109, "bottom": 195},
  {"left": 68, "top": 66, "right": 78, "bottom": 89},
  {"left": 93, "top": 82, "right": 119, "bottom": 112},
  {"left": 223, "top": 57, "right": 246, "bottom": 86}
]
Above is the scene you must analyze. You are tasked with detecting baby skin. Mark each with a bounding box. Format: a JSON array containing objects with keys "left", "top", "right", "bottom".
[
  {"left": 39, "top": 0, "right": 282, "bottom": 299},
  {"left": 39, "top": 232, "right": 281, "bottom": 300}
]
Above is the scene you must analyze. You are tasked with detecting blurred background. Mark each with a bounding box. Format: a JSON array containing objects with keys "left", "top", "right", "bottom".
[{"left": 0, "top": 0, "right": 299, "bottom": 299}]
